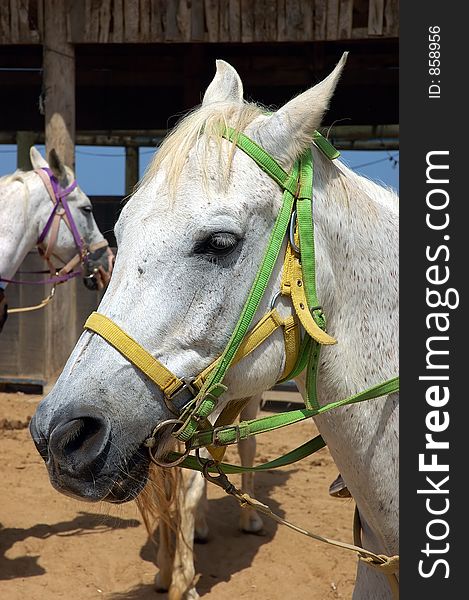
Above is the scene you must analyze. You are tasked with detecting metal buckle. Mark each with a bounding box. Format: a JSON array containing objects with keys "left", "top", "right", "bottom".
[
  {"left": 270, "top": 291, "right": 281, "bottom": 310},
  {"left": 289, "top": 209, "right": 300, "bottom": 255},
  {"left": 167, "top": 378, "right": 197, "bottom": 402},
  {"left": 211, "top": 424, "right": 241, "bottom": 446},
  {"left": 165, "top": 378, "right": 197, "bottom": 415}
]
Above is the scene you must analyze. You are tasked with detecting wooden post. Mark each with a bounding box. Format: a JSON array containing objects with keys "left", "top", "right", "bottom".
[
  {"left": 125, "top": 146, "right": 139, "bottom": 195},
  {"left": 43, "top": 0, "right": 75, "bottom": 168},
  {"left": 16, "top": 131, "right": 36, "bottom": 170},
  {"left": 43, "top": 0, "right": 78, "bottom": 379}
]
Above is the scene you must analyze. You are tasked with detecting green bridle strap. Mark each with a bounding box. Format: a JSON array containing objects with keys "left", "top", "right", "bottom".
[
  {"left": 312, "top": 130, "right": 341, "bottom": 161},
  {"left": 169, "top": 376, "right": 400, "bottom": 473},
  {"left": 173, "top": 435, "right": 327, "bottom": 475},
  {"left": 221, "top": 127, "right": 296, "bottom": 194},
  {"left": 176, "top": 149, "right": 301, "bottom": 442},
  {"left": 295, "top": 149, "right": 323, "bottom": 410}
]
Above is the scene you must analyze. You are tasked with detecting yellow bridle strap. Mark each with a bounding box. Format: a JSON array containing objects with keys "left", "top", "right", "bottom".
[
  {"left": 84, "top": 312, "right": 185, "bottom": 398},
  {"left": 84, "top": 307, "right": 300, "bottom": 404},
  {"left": 191, "top": 308, "right": 300, "bottom": 392},
  {"left": 203, "top": 312, "right": 300, "bottom": 462},
  {"left": 281, "top": 239, "right": 337, "bottom": 345}
]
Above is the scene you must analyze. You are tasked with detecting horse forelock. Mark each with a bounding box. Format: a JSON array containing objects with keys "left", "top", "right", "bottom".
[{"left": 140, "top": 100, "right": 266, "bottom": 198}]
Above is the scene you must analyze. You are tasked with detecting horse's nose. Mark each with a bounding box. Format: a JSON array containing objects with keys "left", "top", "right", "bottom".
[{"left": 47, "top": 409, "right": 111, "bottom": 476}]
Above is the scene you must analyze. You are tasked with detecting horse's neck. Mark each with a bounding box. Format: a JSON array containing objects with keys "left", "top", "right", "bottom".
[
  {"left": 296, "top": 157, "right": 399, "bottom": 554},
  {"left": 0, "top": 173, "right": 44, "bottom": 282},
  {"left": 312, "top": 158, "right": 398, "bottom": 396}
]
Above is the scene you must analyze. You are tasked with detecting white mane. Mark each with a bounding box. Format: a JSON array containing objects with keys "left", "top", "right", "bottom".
[{"left": 0, "top": 170, "right": 26, "bottom": 188}]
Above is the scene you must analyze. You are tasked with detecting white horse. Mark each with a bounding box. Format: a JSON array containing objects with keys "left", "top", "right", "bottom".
[
  {"left": 30, "top": 55, "right": 398, "bottom": 599},
  {"left": 0, "top": 147, "right": 113, "bottom": 330}
]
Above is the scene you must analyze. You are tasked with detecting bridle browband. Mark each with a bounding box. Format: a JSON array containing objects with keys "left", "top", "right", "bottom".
[
  {"left": 0, "top": 167, "right": 109, "bottom": 312},
  {"left": 83, "top": 128, "right": 399, "bottom": 460}
]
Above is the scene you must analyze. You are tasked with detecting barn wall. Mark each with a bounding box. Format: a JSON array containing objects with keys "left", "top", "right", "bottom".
[{"left": 0, "top": 0, "right": 399, "bottom": 45}]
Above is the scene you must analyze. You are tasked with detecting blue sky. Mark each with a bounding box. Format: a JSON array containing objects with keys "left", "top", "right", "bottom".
[{"left": 0, "top": 145, "right": 399, "bottom": 195}]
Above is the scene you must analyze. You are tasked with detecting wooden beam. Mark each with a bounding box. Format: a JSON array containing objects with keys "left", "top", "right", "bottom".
[
  {"left": 368, "top": 0, "right": 385, "bottom": 36},
  {"left": 338, "top": 0, "right": 353, "bottom": 40},
  {"left": 191, "top": 0, "right": 206, "bottom": 41},
  {"left": 229, "top": 0, "right": 241, "bottom": 42},
  {"left": 43, "top": 0, "right": 75, "bottom": 168},
  {"left": 384, "top": 0, "right": 399, "bottom": 36},
  {"left": 326, "top": 0, "right": 339, "bottom": 40},
  {"left": 1, "top": 125, "right": 400, "bottom": 151},
  {"left": 43, "top": 0, "right": 78, "bottom": 377},
  {"left": 16, "top": 131, "right": 35, "bottom": 170},
  {"left": 205, "top": 0, "right": 219, "bottom": 42},
  {"left": 125, "top": 146, "right": 139, "bottom": 195},
  {"left": 314, "top": 0, "right": 327, "bottom": 41},
  {"left": 241, "top": 0, "right": 253, "bottom": 42}
]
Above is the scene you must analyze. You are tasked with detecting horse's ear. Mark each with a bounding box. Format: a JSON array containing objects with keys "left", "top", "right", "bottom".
[
  {"left": 48, "top": 148, "right": 68, "bottom": 184},
  {"left": 256, "top": 53, "right": 348, "bottom": 165},
  {"left": 202, "top": 60, "right": 244, "bottom": 106},
  {"left": 29, "top": 146, "right": 48, "bottom": 170}
]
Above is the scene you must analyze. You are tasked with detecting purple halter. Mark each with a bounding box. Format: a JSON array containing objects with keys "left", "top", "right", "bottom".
[
  {"left": 0, "top": 168, "right": 83, "bottom": 286},
  {"left": 37, "top": 167, "right": 81, "bottom": 250}
]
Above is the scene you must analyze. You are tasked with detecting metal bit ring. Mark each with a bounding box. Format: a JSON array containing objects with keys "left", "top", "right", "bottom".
[{"left": 145, "top": 419, "right": 190, "bottom": 468}]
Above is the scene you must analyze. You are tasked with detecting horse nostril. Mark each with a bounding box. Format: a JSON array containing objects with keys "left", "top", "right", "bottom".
[
  {"left": 57, "top": 418, "right": 102, "bottom": 455},
  {"left": 49, "top": 414, "right": 111, "bottom": 475}
]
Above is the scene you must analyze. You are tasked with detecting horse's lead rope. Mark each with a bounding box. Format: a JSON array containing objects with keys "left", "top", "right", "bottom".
[{"left": 203, "top": 460, "right": 400, "bottom": 600}]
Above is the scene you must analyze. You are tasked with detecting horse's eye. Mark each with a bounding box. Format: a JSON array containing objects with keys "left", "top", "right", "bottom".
[
  {"left": 80, "top": 205, "right": 93, "bottom": 214},
  {"left": 194, "top": 232, "right": 240, "bottom": 258}
]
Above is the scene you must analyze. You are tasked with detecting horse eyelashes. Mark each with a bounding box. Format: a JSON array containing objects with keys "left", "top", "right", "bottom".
[{"left": 193, "top": 232, "right": 241, "bottom": 259}]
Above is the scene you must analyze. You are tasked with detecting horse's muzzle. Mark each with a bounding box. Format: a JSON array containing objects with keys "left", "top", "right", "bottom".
[
  {"left": 30, "top": 401, "right": 149, "bottom": 503},
  {"left": 82, "top": 246, "right": 115, "bottom": 291},
  {"left": 30, "top": 404, "right": 113, "bottom": 500}
]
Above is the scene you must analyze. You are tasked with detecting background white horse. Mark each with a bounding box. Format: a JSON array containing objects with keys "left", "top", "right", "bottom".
[
  {"left": 30, "top": 55, "right": 398, "bottom": 598},
  {"left": 0, "top": 147, "right": 113, "bottom": 330}
]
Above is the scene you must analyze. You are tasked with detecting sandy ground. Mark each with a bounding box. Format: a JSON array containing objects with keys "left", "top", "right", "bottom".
[{"left": 0, "top": 391, "right": 356, "bottom": 600}]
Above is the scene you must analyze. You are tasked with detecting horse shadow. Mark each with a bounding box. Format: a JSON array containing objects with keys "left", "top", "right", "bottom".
[
  {"left": 108, "top": 467, "right": 293, "bottom": 599},
  {"left": 0, "top": 511, "right": 140, "bottom": 581}
]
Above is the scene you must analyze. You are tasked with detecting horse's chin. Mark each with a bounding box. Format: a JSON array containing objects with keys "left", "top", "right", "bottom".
[
  {"left": 46, "top": 446, "right": 150, "bottom": 504},
  {"left": 103, "top": 474, "right": 149, "bottom": 504}
]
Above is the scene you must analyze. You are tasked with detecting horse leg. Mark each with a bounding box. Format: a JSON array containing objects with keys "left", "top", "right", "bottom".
[
  {"left": 155, "top": 519, "right": 175, "bottom": 593},
  {"left": 238, "top": 395, "right": 263, "bottom": 533},
  {"left": 169, "top": 469, "right": 205, "bottom": 600},
  {"left": 194, "top": 477, "right": 209, "bottom": 542}
]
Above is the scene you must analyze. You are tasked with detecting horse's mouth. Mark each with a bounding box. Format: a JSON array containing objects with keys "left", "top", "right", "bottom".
[
  {"left": 82, "top": 246, "right": 115, "bottom": 290},
  {"left": 42, "top": 443, "right": 151, "bottom": 504},
  {"left": 102, "top": 449, "right": 150, "bottom": 504}
]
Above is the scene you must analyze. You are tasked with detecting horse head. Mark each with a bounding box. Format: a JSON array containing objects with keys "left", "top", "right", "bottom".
[
  {"left": 29, "top": 147, "right": 114, "bottom": 290},
  {"left": 30, "top": 56, "right": 346, "bottom": 503}
]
